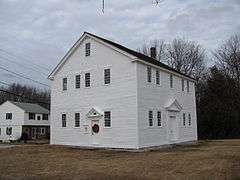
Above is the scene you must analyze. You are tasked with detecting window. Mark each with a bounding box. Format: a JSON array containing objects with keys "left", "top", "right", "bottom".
[
  {"left": 147, "top": 67, "right": 151, "bottom": 83},
  {"left": 62, "top": 114, "right": 66, "bottom": 127},
  {"left": 0, "top": 128, "right": 1, "bottom": 135},
  {"left": 104, "top": 111, "right": 111, "bottom": 127},
  {"left": 40, "top": 128, "right": 45, "bottom": 135},
  {"left": 170, "top": 74, "right": 173, "bottom": 88},
  {"left": 182, "top": 79, "right": 185, "bottom": 91},
  {"left": 75, "top": 75, "right": 81, "bottom": 89},
  {"left": 183, "top": 113, "right": 186, "bottom": 126},
  {"left": 148, "top": 111, "right": 153, "bottom": 126},
  {"left": 6, "top": 113, "right": 12, "bottom": 120},
  {"left": 75, "top": 113, "right": 80, "bottom": 127},
  {"left": 156, "top": 70, "right": 160, "bottom": 85},
  {"left": 29, "top": 113, "right": 36, "bottom": 120},
  {"left": 37, "top": 116, "right": 41, "bottom": 120},
  {"left": 85, "top": 73, "right": 90, "bottom": 87},
  {"left": 157, "top": 111, "right": 162, "bottom": 126},
  {"left": 63, "top": 78, "right": 67, "bottom": 91},
  {"left": 104, "top": 69, "right": 111, "bottom": 85},
  {"left": 187, "top": 80, "right": 190, "bottom": 92},
  {"left": 188, "top": 113, "right": 191, "bottom": 126},
  {"left": 42, "top": 114, "right": 49, "bottom": 120},
  {"left": 6, "top": 127, "right": 12, "bottom": 135},
  {"left": 85, "top": 43, "right": 91, "bottom": 57}
]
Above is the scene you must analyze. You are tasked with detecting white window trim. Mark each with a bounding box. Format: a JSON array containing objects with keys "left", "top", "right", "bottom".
[
  {"left": 103, "top": 68, "right": 111, "bottom": 86},
  {"left": 61, "top": 113, "right": 67, "bottom": 128},
  {"left": 102, "top": 108, "right": 113, "bottom": 129},
  {"left": 156, "top": 110, "right": 163, "bottom": 127},
  {"left": 147, "top": 109, "right": 154, "bottom": 128}
]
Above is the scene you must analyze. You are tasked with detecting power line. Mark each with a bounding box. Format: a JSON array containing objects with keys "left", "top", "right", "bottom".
[
  {"left": 0, "top": 65, "right": 50, "bottom": 87},
  {"left": 0, "top": 89, "right": 50, "bottom": 105},
  {"left": 0, "top": 55, "right": 48, "bottom": 76},
  {"left": 0, "top": 48, "right": 51, "bottom": 72},
  {"left": 0, "top": 81, "right": 11, "bottom": 87}
]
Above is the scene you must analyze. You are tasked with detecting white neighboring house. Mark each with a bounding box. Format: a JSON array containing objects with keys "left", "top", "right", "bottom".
[
  {"left": 0, "top": 101, "right": 50, "bottom": 142},
  {"left": 48, "top": 32, "right": 198, "bottom": 149}
]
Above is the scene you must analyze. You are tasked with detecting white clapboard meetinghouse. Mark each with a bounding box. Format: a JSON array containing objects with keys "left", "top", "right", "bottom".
[{"left": 48, "top": 32, "right": 198, "bottom": 149}]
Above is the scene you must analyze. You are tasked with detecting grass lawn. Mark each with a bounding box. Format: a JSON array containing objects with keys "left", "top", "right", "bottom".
[{"left": 0, "top": 140, "right": 240, "bottom": 180}]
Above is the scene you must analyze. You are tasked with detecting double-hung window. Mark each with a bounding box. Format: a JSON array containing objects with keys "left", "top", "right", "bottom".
[
  {"left": 29, "top": 113, "right": 35, "bottom": 120},
  {"left": 182, "top": 79, "right": 185, "bottom": 91},
  {"left": 6, "top": 127, "right": 12, "bottom": 135},
  {"left": 188, "top": 113, "right": 191, "bottom": 126},
  {"left": 187, "top": 80, "right": 190, "bottom": 92},
  {"left": 85, "top": 43, "right": 91, "bottom": 57},
  {"left": 75, "top": 113, "right": 80, "bottom": 127},
  {"left": 148, "top": 111, "right": 153, "bottom": 126},
  {"left": 104, "top": 111, "right": 111, "bottom": 127},
  {"left": 156, "top": 70, "right": 160, "bottom": 85},
  {"left": 104, "top": 69, "right": 111, "bottom": 85},
  {"left": 85, "top": 73, "right": 90, "bottom": 87},
  {"left": 62, "top": 114, "right": 66, "bottom": 127},
  {"left": 183, "top": 113, "right": 186, "bottom": 126},
  {"left": 6, "top": 113, "right": 12, "bottom": 120},
  {"left": 75, "top": 75, "right": 80, "bottom": 89},
  {"left": 42, "top": 114, "right": 49, "bottom": 120},
  {"left": 157, "top": 111, "right": 162, "bottom": 126},
  {"left": 63, "top": 78, "right": 67, "bottom": 91},
  {"left": 147, "top": 67, "right": 152, "bottom": 83}
]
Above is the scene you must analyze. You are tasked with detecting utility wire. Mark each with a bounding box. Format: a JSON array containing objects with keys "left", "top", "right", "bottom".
[
  {"left": 0, "top": 55, "right": 48, "bottom": 76},
  {"left": 0, "top": 89, "right": 50, "bottom": 105},
  {"left": 0, "top": 48, "right": 51, "bottom": 72},
  {"left": 0, "top": 81, "right": 11, "bottom": 87},
  {"left": 0, "top": 65, "right": 50, "bottom": 87}
]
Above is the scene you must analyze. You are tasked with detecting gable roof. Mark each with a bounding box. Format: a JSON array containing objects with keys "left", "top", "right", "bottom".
[
  {"left": 165, "top": 99, "right": 183, "bottom": 112},
  {"left": 48, "top": 32, "right": 195, "bottom": 81},
  {"left": 9, "top": 101, "right": 49, "bottom": 114}
]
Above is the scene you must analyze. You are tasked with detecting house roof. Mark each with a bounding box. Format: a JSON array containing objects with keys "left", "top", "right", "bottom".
[
  {"left": 9, "top": 101, "right": 49, "bottom": 114},
  {"left": 48, "top": 32, "right": 195, "bottom": 81}
]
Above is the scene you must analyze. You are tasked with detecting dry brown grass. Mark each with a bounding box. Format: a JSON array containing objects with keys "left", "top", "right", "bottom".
[{"left": 0, "top": 140, "right": 240, "bottom": 180}]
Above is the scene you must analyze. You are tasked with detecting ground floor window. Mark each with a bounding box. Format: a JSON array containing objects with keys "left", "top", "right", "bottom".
[
  {"left": 148, "top": 111, "right": 153, "bottom": 126},
  {"left": 157, "top": 111, "right": 162, "bottom": 126},
  {"left": 188, "top": 113, "right": 191, "bottom": 126},
  {"left": 104, "top": 111, "right": 111, "bottom": 127},
  {"left": 6, "top": 127, "right": 12, "bottom": 135},
  {"left": 40, "top": 128, "right": 45, "bottom": 134},
  {"left": 183, "top": 113, "right": 186, "bottom": 126},
  {"left": 62, "top": 114, "right": 66, "bottom": 127},
  {"left": 75, "top": 113, "right": 80, "bottom": 127}
]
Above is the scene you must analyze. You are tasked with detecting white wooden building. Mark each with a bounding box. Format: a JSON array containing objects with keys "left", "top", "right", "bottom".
[
  {"left": 0, "top": 101, "right": 50, "bottom": 141},
  {"left": 48, "top": 32, "right": 198, "bottom": 149}
]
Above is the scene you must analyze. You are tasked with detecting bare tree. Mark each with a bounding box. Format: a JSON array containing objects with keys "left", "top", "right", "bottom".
[
  {"left": 214, "top": 35, "right": 240, "bottom": 86},
  {"left": 165, "top": 38, "right": 206, "bottom": 80}
]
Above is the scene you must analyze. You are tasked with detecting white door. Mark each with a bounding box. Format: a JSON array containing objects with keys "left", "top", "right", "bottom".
[
  {"left": 168, "top": 116, "right": 178, "bottom": 141},
  {"left": 91, "top": 120, "right": 100, "bottom": 145}
]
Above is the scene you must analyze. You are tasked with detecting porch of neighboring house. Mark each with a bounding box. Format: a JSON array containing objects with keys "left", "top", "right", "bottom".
[{"left": 22, "top": 126, "right": 50, "bottom": 140}]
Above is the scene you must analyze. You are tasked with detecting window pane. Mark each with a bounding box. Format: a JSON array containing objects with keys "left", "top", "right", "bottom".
[
  {"left": 62, "top": 114, "right": 66, "bottom": 127},
  {"left": 148, "top": 111, "right": 153, "bottom": 126},
  {"left": 29, "top": 113, "right": 35, "bottom": 120},
  {"left": 6, "top": 113, "right": 12, "bottom": 120},
  {"left": 85, "top": 73, "right": 90, "bottom": 87},
  {"left": 75, "top": 75, "right": 80, "bottom": 89},
  {"left": 157, "top": 111, "right": 161, "bottom": 126},
  {"left": 156, "top": 70, "right": 160, "bottom": 85},
  {"left": 183, "top": 113, "right": 186, "bottom": 126},
  {"left": 104, "top": 69, "right": 111, "bottom": 84},
  {"left": 188, "top": 113, "right": 191, "bottom": 126},
  {"left": 42, "top": 114, "right": 48, "bottom": 120},
  {"left": 63, "top": 78, "right": 67, "bottom": 91},
  {"left": 75, "top": 113, "right": 80, "bottom": 127},
  {"left": 85, "top": 43, "right": 91, "bottom": 57},
  {"left": 104, "top": 111, "right": 111, "bottom": 127},
  {"left": 147, "top": 67, "right": 151, "bottom": 83}
]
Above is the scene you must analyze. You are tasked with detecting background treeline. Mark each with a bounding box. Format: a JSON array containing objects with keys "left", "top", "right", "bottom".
[
  {"left": 139, "top": 35, "right": 240, "bottom": 139},
  {"left": 0, "top": 84, "right": 50, "bottom": 110}
]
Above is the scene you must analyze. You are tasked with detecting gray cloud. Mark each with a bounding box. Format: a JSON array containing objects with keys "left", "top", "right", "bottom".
[{"left": 0, "top": 0, "right": 239, "bottom": 88}]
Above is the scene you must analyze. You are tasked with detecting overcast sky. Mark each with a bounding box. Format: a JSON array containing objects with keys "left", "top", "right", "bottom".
[{"left": 0, "top": 0, "right": 239, "bottom": 89}]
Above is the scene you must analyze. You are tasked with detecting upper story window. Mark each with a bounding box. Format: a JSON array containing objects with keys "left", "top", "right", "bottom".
[
  {"left": 187, "top": 80, "right": 190, "bottom": 92},
  {"left": 29, "top": 113, "right": 36, "bottom": 120},
  {"left": 156, "top": 70, "right": 160, "bottom": 85},
  {"left": 147, "top": 67, "right": 151, "bottom": 83},
  {"left": 37, "top": 115, "right": 41, "bottom": 120},
  {"left": 6, "top": 127, "right": 12, "bottom": 135},
  {"left": 85, "top": 73, "right": 91, "bottom": 87},
  {"left": 42, "top": 114, "right": 49, "bottom": 120},
  {"left": 85, "top": 43, "right": 91, "bottom": 57},
  {"left": 188, "top": 113, "right": 191, "bottom": 126},
  {"left": 148, "top": 111, "right": 153, "bottom": 126},
  {"left": 183, "top": 113, "right": 186, "bottom": 126},
  {"left": 75, "top": 113, "right": 80, "bottom": 127},
  {"left": 6, "top": 113, "right": 12, "bottom": 120},
  {"left": 170, "top": 74, "right": 173, "bottom": 88},
  {"left": 104, "top": 69, "right": 111, "bottom": 85},
  {"left": 157, "top": 111, "right": 162, "bottom": 126},
  {"left": 63, "top": 78, "right": 67, "bottom": 91},
  {"left": 62, "top": 114, "right": 66, "bottom": 127},
  {"left": 104, "top": 111, "right": 111, "bottom": 127},
  {"left": 75, "top": 75, "right": 81, "bottom": 89},
  {"left": 182, "top": 79, "right": 185, "bottom": 91}
]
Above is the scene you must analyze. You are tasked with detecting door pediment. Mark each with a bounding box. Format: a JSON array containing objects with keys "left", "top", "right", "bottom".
[
  {"left": 86, "top": 107, "right": 103, "bottom": 118},
  {"left": 165, "top": 99, "right": 182, "bottom": 112}
]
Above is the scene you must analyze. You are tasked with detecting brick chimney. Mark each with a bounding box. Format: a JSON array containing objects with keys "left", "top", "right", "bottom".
[{"left": 150, "top": 47, "right": 156, "bottom": 59}]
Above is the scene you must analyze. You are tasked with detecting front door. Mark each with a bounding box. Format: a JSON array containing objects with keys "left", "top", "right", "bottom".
[
  {"left": 91, "top": 120, "right": 100, "bottom": 145},
  {"left": 168, "top": 116, "right": 178, "bottom": 141}
]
